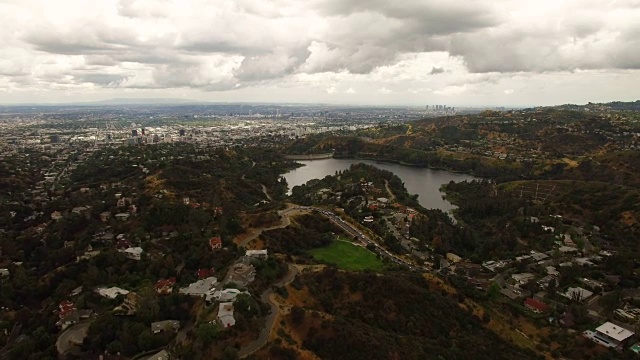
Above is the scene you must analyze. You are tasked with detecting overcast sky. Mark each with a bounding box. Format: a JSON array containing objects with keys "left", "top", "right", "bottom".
[{"left": 1, "top": 0, "right": 639, "bottom": 106}]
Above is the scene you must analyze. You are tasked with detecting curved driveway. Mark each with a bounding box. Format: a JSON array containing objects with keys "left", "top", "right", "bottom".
[{"left": 56, "top": 321, "right": 91, "bottom": 355}]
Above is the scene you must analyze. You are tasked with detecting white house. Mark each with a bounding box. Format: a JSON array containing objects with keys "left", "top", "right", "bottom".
[
  {"left": 245, "top": 249, "right": 268, "bottom": 259},
  {"left": 589, "top": 322, "right": 634, "bottom": 348},
  {"left": 124, "top": 247, "right": 143, "bottom": 261},
  {"left": 218, "top": 302, "right": 236, "bottom": 328}
]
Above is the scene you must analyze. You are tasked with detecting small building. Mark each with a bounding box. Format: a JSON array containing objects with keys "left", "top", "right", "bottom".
[
  {"left": 0, "top": 269, "right": 9, "bottom": 277},
  {"left": 446, "top": 253, "right": 462, "bottom": 263},
  {"left": 512, "top": 273, "right": 535, "bottom": 285},
  {"left": 196, "top": 268, "right": 215, "bottom": 279},
  {"left": 179, "top": 277, "right": 218, "bottom": 298},
  {"left": 58, "top": 301, "right": 76, "bottom": 319},
  {"left": 218, "top": 302, "right": 236, "bottom": 328},
  {"left": 562, "top": 287, "right": 593, "bottom": 302},
  {"left": 524, "top": 298, "right": 548, "bottom": 313},
  {"left": 148, "top": 350, "right": 171, "bottom": 360},
  {"left": 155, "top": 278, "right": 176, "bottom": 295},
  {"left": 245, "top": 249, "right": 268, "bottom": 259},
  {"left": 209, "top": 237, "right": 222, "bottom": 251},
  {"left": 124, "top": 247, "right": 143, "bottom": 261},
  {"left": 151, "top": 320, "right": 180, "bottom": 334},
  {"left": 209, "top": 288, "right": 245, "bottom": 303},
  {"left": 115, "top": 212, "right": 130, "bottom": 221},
  {"left": 100, "top": 211, "right": 111, "bottom": 222},
  {"left": 95, "top": 286, "right": 130, "bottom": 299},
  {"left": 558, "top": 246, "right": 578, "bottom": 253},
  {"left": 56, "top": 310, "right": 80, "bottom": 330},
  {"left": 500, "top": 288, "right": 522, "bottom": 300},
  {"left": 586, "top": 322, "right": 635, "bottom": 348}
]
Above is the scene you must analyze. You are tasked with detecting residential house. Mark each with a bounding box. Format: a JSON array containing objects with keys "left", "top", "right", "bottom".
[
  {"left": 155, "top": 278, "right": 176, "bottom": 295},
  {"left": 587, "top": 322, "right": 635, "bottom": 348},
  {"left": 196, "top": 268, "right": 215, "bottom": 279},
  {"left": 446, "top": 253, "right": 462, "bottom": 263},
  {"left": 562, "top": 287, "right": 593, "bottom": 302},
  {"left": 114, "top": 292, "right": 139, "bottom": 315},
  {"left": 56, "top": 310, "right": 80, "bottom": 330},
  {"left": 115, "top": 213, "right": 130, "bottom": 221},
  {"left": 225, "top": 261, "right": 256, "bottom": 287},
  {"left": 179, "top": 277, "right": 218, "bottom": 298},
  {"left": 524, "top": 298, "right": 548, "bottom": 313},
  {"left": 148, "top": 350, "right": 171, "bottom": 360},
  {"left": 124, "top": 247, "right": 143, "bottom": 261},
  {"left": 218, "top": 302, "right": 236, "bottom": 328},
  {"left": 58, "top": 301, "right": 76, "bottom": 319},
  {"left": 210, "top": 288, "right": 245, "bottom": 303},
  {"left": 512, "top": 273, "right": 535, "bottom": 285},
  {"left": 245, "top": 249, "right": 268, "bottom": 259},
  {"left": 209, "top": 237, "right": 222, "bottom": 251},
  {"left": 151, "top": 320, "right": 180, "bottom": 334},
  {"left": 100, "top": 211, "right": 111, "bottom": 222},
  {"left": 95, "top": 286, "right": 130, "bottom": 299}
]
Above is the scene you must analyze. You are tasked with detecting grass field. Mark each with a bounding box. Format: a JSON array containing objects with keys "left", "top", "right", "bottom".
[{"left": 309, "top": 240, "right": 386, "bottom": 271}]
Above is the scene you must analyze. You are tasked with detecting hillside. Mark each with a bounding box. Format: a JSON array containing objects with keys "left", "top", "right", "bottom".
[{"left": 257, "top": 269, "right": 541, "bottom": 360}]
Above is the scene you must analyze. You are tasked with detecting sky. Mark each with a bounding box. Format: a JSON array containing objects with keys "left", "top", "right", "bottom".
[{"left": 0, "top": 0, "right": 639, "bottom": 107}]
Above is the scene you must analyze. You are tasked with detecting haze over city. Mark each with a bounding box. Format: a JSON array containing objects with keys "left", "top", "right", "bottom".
[{"left": 1, "top": 0, "right": 639, "bottom": 106}]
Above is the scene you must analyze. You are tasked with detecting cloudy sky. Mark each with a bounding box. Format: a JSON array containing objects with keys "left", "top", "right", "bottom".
[{"left": 1, "top": 0, "right": 639, "bottom": 106}]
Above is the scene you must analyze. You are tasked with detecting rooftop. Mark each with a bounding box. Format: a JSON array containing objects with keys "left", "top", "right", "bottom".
[{"left": 596, "top": 322, "right": 634, "bottom": 342}]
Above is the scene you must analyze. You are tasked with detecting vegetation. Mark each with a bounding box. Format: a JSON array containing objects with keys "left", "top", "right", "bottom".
[
  {"left": 296, "top": 269, "right": 540, "bottom": 360},
  {"left": 309, "top": 240, "right": 386, "bottom": 271}
]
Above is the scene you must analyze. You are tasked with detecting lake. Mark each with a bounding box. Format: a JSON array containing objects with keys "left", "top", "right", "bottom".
[{"left": 282, "top": 158, "right": 478, "bottom": 212}]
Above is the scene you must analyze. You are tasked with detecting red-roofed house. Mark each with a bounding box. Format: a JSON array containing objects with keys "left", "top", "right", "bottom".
[
  {"left": 197, "top": 268, "right": 215, "bottom": 279},
  {"left": 116, "top": 239, "right": 131, "bottom": 250},
  {"left": 524, "top": 298, "right": 548, "bottom": 313},
  {"left": 209, "top": 237, "right": 222, "bottom": 251},
  {"left": 59, "top": 300, "right": 76, "bottom": 318},
  {"left": 155, "top": 278, "right": 176, "bottom": 295}
]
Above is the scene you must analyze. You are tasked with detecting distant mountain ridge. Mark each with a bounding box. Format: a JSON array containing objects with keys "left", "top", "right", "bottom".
[{"left": 547, "top": 100, "right": 640, "bottom": 111}]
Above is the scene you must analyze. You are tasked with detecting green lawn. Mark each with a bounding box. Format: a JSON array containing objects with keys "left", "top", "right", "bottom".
[{"left": 309, "top": 240, "right": 386, "bottom": 271}]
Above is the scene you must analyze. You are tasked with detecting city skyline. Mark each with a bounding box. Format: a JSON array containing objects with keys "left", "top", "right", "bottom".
[{"left": 1, "top": 0, "right": 639, "bottom": 106}]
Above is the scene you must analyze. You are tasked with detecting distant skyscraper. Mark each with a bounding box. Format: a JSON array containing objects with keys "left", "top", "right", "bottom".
[
  {"left": 179, "top": 129, "right": 186, "bottom": 136},
  {"left": 141, "top": 128, "right": 145, "bottom": 135},
  {"left": 50, "top": 135, "right": 60, "bottom": 143},
  {"left": 131, "top": 129, "right": 138, "bottom": 137}
]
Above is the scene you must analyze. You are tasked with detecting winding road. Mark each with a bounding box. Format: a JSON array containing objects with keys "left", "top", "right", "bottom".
[{"left": 238, "top": 264, "right": 298, "bottom": 358}]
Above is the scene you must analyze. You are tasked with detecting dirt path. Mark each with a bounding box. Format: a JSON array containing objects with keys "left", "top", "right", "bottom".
[
  {"left": 235, "top": 205, "right": 308, "bottom": 248},
  {"left": 384, "top": 180, "right": 397, "bottom": 202}
]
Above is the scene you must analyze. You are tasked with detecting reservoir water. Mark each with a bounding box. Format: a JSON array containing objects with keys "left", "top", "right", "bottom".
[{"left": 282, "top": 158, "right": 478, "bottom": 212}]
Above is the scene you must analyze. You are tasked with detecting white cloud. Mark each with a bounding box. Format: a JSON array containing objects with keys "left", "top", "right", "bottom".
[
  {"left": 434, "top": 84, "right": 468, "bottom": 95},
  {"left": 0, "top": 0, "right": 638, "bottom": 105},
  {"left": 345, "top": 87, "right": 356, "bottom": 93}
]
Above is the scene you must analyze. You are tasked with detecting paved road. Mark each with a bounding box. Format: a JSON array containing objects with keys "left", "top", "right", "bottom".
[
  {"left": 56, "top": 321, "right": 91, "bottom": 355},
  {"left": 238, "top": 264, "right": 298, "bottom": 358}
]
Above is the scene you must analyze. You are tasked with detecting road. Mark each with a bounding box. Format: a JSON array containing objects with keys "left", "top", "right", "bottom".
[
  {"left": 56, "top": 321, "right": 91, "bottom": 355},
  {"left": 238, "top": 264, "right": 298, "bottom": 358}
]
